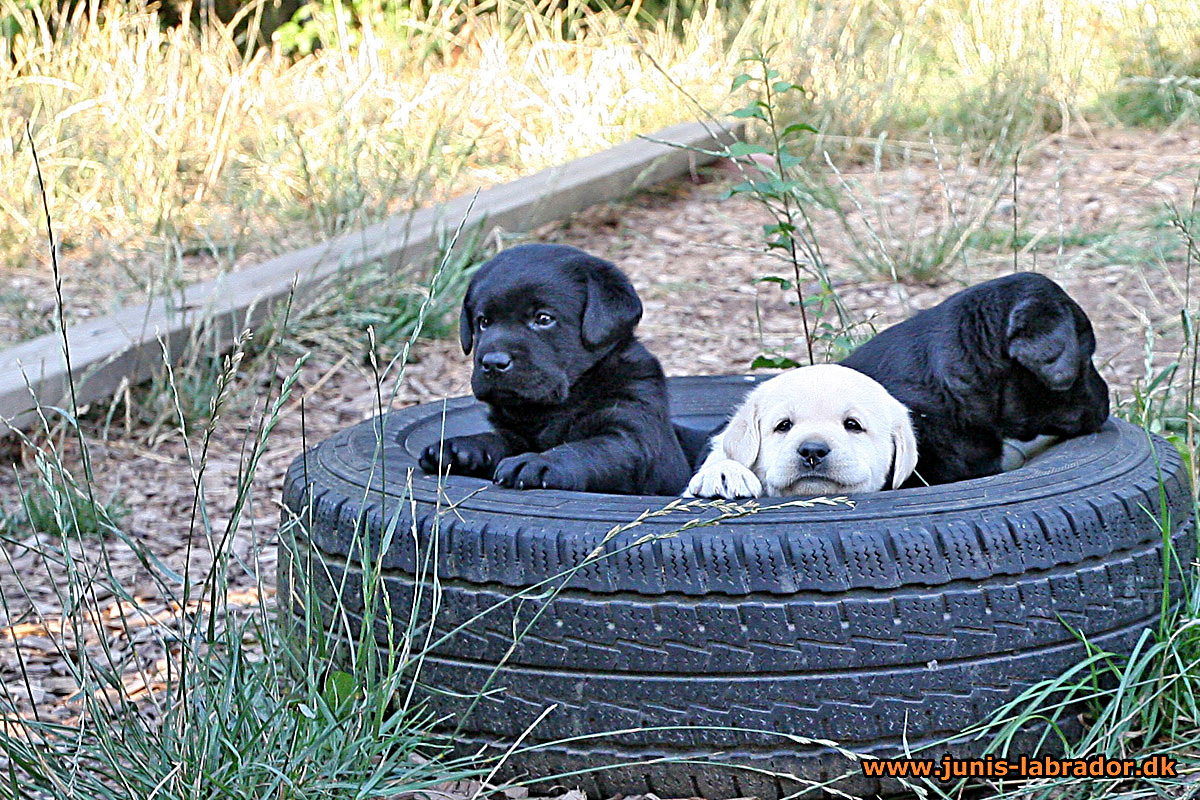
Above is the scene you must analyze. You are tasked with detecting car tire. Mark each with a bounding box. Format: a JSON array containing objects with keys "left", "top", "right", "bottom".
[{"left": 280, "top": 375, "right": 1194, "bottom": 798}]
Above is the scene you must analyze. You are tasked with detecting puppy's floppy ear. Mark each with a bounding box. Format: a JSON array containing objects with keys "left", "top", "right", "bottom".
[
  {"left": 458, "top": 292, "right": 474, "bottom": 355},
  {"left": 889, "top": 404, "right": 919, "bottom": 490},
  {"left": 721, "top": 397, "right": 761, "bottom": 467},
  {"left": 459, "top": 255, "right": 501, "bottom": 355},
  {"left": 1006, "top": 298, "right": 1082, "bottom": 391},
  {"left": 580, "top": 257, "right": 643, "bottom": 350}
]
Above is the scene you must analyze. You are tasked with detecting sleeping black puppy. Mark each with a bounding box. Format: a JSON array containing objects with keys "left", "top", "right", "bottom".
[
  {"left": 840, "top": 272, "right": 1109, "bottom": 486},
  {"left": 418, "top": 243, "right": 690, "bottom": 495}
]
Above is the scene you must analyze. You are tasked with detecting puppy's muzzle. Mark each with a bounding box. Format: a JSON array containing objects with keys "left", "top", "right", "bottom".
[{"left": 798, "top": 440, "right": 830, "bottom": 469}]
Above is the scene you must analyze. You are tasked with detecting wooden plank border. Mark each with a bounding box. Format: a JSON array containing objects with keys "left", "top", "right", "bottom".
[{"left": 0, "top": 121, "right": 739, "bottom": 432}]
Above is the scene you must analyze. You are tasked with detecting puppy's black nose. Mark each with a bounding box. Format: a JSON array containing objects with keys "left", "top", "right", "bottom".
[
  {"left": 798, "top": 440, "right": 830, "bottom": 468},
  {"left": 480, "top": 351, "right": 513, "bottom": 373}
]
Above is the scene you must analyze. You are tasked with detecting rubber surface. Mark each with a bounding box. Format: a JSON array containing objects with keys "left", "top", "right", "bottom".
[{"left": 280, "top": 375, "right": 1194, "bottom": 798}]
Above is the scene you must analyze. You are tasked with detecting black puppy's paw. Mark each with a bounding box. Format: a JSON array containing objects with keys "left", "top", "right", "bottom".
[
  {"left": 494, "top": 453, "right": 587, "bottom": 491},
  {"left": 419, "top": 435, "right": 499, "bottom": 478}
]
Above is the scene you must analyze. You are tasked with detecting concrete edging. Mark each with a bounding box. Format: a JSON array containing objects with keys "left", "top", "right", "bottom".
[{"left": 0, "top": 120, "right": 739, "bottom": 433}]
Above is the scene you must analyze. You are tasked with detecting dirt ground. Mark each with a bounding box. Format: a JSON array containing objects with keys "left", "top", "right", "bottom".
[{"left": 1, "top": 125, "right": 1198, "bottom": 791}]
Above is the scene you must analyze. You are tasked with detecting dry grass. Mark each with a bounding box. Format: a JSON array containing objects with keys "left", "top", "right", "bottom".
[
  {"left": 0, "top": 0, "right": 738, "bottom": 320},
  {"left": 751, "top": 0, "right": 1200, "bottom": 150},
  {"left": 2, "top": 0, "right": 1199, "bottom": 345}
]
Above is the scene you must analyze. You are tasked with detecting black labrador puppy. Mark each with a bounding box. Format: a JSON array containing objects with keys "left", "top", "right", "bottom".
[
  {"left": 841, "top": 272, "right": 1109, "bottom": 486},
  {"left": 418, "top": 243, "right": 690, "bottom": 495}
]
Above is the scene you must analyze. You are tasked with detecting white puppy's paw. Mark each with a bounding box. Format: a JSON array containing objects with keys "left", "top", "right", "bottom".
[{"left": 685, "top": 459, "right": 763, "bottom": 499}]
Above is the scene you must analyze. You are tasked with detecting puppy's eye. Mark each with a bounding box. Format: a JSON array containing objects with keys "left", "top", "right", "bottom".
[
  {"left": 531, "top": 311, "right": 556, "bottom": 328},
  {"left": 844, "top": 417, "right": 864, "bottom": 433},
  {"left": 477, "top": 315, "right": 491, "bottom": 330},
  {"left": 773, "top": 419, "right": 793, "bottom": 434}
]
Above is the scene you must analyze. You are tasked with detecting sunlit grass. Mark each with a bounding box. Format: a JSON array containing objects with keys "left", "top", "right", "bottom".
[
  {"left": 0, "top": 0, "right": 739, "bottom": 325},
  {"left": 2, "top": 0, "right": 1200, "bottom": 342}
]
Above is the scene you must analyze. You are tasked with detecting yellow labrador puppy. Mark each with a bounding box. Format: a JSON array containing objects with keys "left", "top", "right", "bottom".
[{"left": 686, "top": 364, "right": 918, "bottom": 498}]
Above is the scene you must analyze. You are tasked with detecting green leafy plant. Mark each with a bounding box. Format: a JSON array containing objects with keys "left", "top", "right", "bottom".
[{"left": 723, "top": 49, "right": 855, "bottom": 368}]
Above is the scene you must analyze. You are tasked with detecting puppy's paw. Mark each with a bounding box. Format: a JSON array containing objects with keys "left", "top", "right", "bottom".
[
  {"left": 685, "top": 459, "right": 762, "bottom": 499},
  {"left": 419, "top": 435, "right": 499, "bottom": 478},
  {"left": 493, "top": 453, "right": 586, "bottom": 491}
]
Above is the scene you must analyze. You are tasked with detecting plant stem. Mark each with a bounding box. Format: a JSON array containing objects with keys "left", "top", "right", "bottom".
[{"left": 761, "top": 55, "right": 814, "bottom": 365}]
